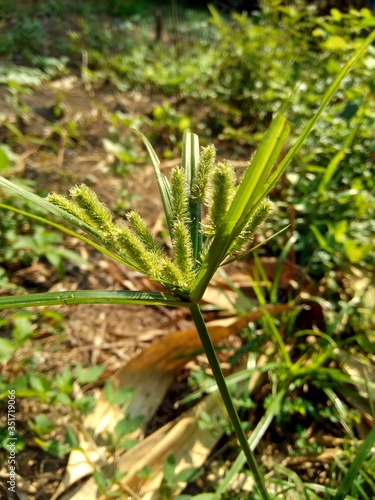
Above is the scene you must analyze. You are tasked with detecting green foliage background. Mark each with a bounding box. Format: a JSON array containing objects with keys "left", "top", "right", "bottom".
[{"left": 0, "top": 0, "right": 374, "bottom": 497}]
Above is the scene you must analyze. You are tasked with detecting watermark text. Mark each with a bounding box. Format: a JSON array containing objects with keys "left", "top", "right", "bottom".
[{"left": 6, "top": 389, "right": 17, "bottom": 494}]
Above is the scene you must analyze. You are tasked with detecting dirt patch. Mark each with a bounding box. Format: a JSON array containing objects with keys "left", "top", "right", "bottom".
[{"left": 0, "top": 69, "right": 199, "bottom": 497}]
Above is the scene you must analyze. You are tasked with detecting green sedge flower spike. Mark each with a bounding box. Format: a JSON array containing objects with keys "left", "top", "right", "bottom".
[
  {"left": 171, "top": 220, "right": 196, "bottom": 286},
  {"left": 170, "top": 166, "right": 190, "bottom": 224},
  {"left": 46, "top": 192, "right": 92, "bottom": 226},
  {"left": 191, "top": 144, "right": 216, "bottom": 202},
  {"left": 126, "top": 210, "right": 162, "bottom": 255},
  {"left": 205, "top": 161, "right": 237, "bottom": 235},
  {"left": 229, "top": 198, "right": 274, "bottom": 256},
  {"left": 46, "top": 135, "right": 276, "bottom": 298},
  {"left": 159, "top": 257, "right": 186, "bottom": 289},
  {"left": 69, "top": 184, "right": 115, "bottom": 234},
  {"left": 114, "top": 222, "right": 161, "bottom": 278}
]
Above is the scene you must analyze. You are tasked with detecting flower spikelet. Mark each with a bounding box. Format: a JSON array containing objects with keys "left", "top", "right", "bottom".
[
  {"left": 46, "top": 192, "right": 93, "bottom": 226},
  {"left": 191, "top": 144, "right": 216, "bottom": 201},
  {"left": 171, "top": 220, "right": 195, "bottom": 285},
  {"left": 229, "top": 198, "right": 274, "bottom": 255},
  {"left": 115, "top": 222, "right": 161, "bottom": 278},
  {"left": 159, "top": 257, "right": 187, "bottom": 289},
  {"left": 69, "top": 184, "right": 115, "bottom": 234},
  {"left": 126, "top": 210, "right": 162, "bottom": 254},
  {"left": 170, "top": 166, "right": 189, "bottom": 224},
  {"left": 205, "top": 161, "right": 236, "bottom": 235}
]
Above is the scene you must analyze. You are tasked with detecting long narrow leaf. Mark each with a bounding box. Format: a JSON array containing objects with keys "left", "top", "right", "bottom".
[
  {"left": 182, "top": 129, "right": 199, "bottom": 188},
  {"left": 221, "top": 225, "right": 290, "bottom": 266},
  {"left": 0, "top": 290, "right": 192, "bottom": 309},
  {"left": 0, "top": 176, "right": 103, "bottom": 241},
  {"left": 262, "top": 28, "right": 375, "bottom": 199},
  {"left": 0, "top": 180, "right": 141, "bottom": 270},
  {"left": 317, "top": 99, "right": 365, "bottom": 195},
  {"left": 269, "top": 235, "right": 297, "bottom": 304},
  {"left": 332, "top": 425, "right": 375, "bottom": 500},
  {"left": 191, "top": 113, "right": 290, "bottom": 302},
  {"left": 0, "top": 202, "right": 136, "bottom": 270},
  {"left": 190, "top": 28, "right": 375, "bottom": 304},
  {"left": 182, "top": 130, "right": 201, "bottom": 260},
  {"left": 216, "top": 389, "right": 286, "bottom": 495},
  {"left": 227, "top": 112, "right": 290, "bottom": 228},
  {"left": 133, "top": 129, "right": 173, "bottom": 235}
]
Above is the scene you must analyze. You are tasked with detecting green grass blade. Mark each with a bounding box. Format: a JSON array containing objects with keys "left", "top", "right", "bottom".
[
  {"left": 273, "top": 464, "right": 315, "bottom": 500},
  {"left": 190, "top": 28, "right": 375, "bottom": 304},
  {"left": 0, "top": 180, "right": 141, "bottom": 270},
  {"left": 331, "top": 457, "right": 372, "bottom": 500},
  {"left": 191, "top": 113, "right": 290, "bottom": 302},
  {"left": 0, "top": 176, "right": 106, "bottom": 241},
  {"left": 133, "top": 129, "right": 173, "bottom": 235},
  {"left": 182, "top": 130, "right": 201, "bottom": 260},
  {"left": 222, "top": 225, "right": 290, "bottom": 266},
  {"left": 0, "top": 202, "right": 137, "bottom": 270},
  {"left": 262, "top": 28, "right": 375, "bottom": 199},
  {"left": 332, "top": 425, "right": 375, "bottom": 500},
  {"left": 317, "top": 100, "right": 365, "bottom": 195},
  {"left": 216, "top": 389, "right": 286, "bottom": 495},
  {"left": 324, "top": 387, "right": 356, "bottom": 439},
  {"left": 269, "top": 235, "right": 297, "bottom": 304},
  {"left": 226, "top": 113, "right": 289, "bottom": 229},
  {"left": 182, "top": 129, "right": 199, "bottom": 189},
  {"left": 0, "top": 290, "right": 192, "bottom": 309},
  {"left": 190, "top": 304, "right": 270, "bottom": 500}
]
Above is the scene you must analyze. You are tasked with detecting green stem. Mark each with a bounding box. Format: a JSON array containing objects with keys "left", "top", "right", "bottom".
[
  {"left": 0, "top": 290, "right": 192, "bottom": 310},
  {"left": 216, "top": 388, "right": 286, "bottom": 495},
  {"left": 332, "top": 424, "right": 375, "bottom": 500},
  {"left": 190, "top": 304, "right": 270, "bottom": 500}
]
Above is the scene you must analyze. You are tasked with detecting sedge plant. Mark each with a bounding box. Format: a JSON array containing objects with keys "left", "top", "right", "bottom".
[{"left": 0, "top": 31, "right": 375, "bottom": 497}]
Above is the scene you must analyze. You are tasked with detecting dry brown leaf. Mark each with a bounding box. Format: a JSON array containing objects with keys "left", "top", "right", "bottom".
[
  {"left": 57, "top": 390, "right": 228, "bottom": 500},
  {"left": 53, "top": 305, "right": 290, "bottom": 498},
  {"left": 56, "top": 478, "right": 100, "bottom": 500},
  {"left": 336, "top": 350, "right": 375, "bottom": 401},
  {"left": 117, "top": 391, "right": 228, "bottom": 498},
  {"left": 248, "top": 257, "right": 310, "bottom": 291},
  {"left": 118, "top": 304, "right": 291, "bottom": 424},
  {"left": 0, "top": 471, "right": 36, "bottom": 499},
  {"left": 50, "top": 446, "right": 104, "bottom": 500},
  {"left": 201, "top": 284, "right": 238, "bottom": 313},
  {"left": 336, "top": 349, "right": 375, "bottom": 427},
  {"left": 117, "top": 349, "right": 272, "bottom": 499}
]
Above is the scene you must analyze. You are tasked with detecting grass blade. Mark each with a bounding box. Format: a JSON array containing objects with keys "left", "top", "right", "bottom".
[
  {"left": 216, "top": 389, "right": 286, "bottom": 495},
  {"left": 182, "top": 130, "right": 201, "bottom": 260},
  {"left": 0, "top": 290, "right": 192, "bottom": 309},
  {"left": 262, "top": 28, "right": 375, "bottom": 199},
  {"left": 191, "top": 113, "right": 290, "bottom": 302},
  {"left": 269, "top": 235, "right": 297, "bottom": 304},
  {"left": 0, "top": 202, "right": 137, "bottom": 270},
  {"left": 226, "top": 112, "right": 289, "bottom": 228},
  {"left": 190, "top": 304, "right": 271, "bottom": 500},
  {"left": 317, "top": 100, "right": 365, "bottom": 195},
  {"left": 133, "top": 129, "right": 173, "bottom": 235},
  {"left": 191, "top": 28, "right": 375, "bottom": 304},
  {"left": 332, "top": 427, "right": 375, "bottom": 500},
  {"left": 332, "top": 425, "right": 375, "bottom": 500},
  {"left": 182, "top": 129, "right": 199, "bottom": 189}
]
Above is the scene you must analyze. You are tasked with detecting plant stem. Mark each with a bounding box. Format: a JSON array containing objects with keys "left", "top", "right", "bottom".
[
  {"left": 190, "top": 304, "right": 270, "bottom": 500},
  {"left": 216, "top": 388, "right": 286, "bottom": 495}
]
